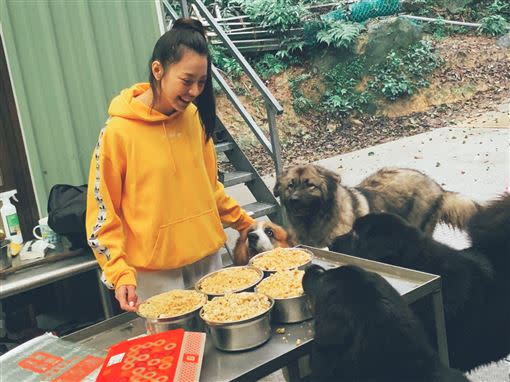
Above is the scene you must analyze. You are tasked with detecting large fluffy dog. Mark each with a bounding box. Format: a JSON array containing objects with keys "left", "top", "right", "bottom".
[
  {"left": 348, "top": 194, "right": 510, "bottom": 371},
  {"left": 303, "top": 264, "right": 468, "bottom": 381},
  {"left": 233, "top": 221, "right": 293, "bottom": 265},
  {"left": 274, "top": 164, "right": 478, "bottom": 248}
]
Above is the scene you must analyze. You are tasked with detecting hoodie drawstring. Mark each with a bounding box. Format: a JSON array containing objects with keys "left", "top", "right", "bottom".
[{"left": 163, "top": 121, "right": 177, "bottom": 174}]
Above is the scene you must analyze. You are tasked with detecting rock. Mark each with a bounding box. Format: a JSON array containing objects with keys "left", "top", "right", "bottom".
[
  {"left": 357, "top": 17, "right": 423, "bottom": 66},
  {"left": 350, "top": 118, "right": 364, "bottom": 127},
  {"left": 497, "top": 32, "right": 510, "bottom": 49},
  {"left": 438, "top": 0, "right": 473, "bottom": 14}
]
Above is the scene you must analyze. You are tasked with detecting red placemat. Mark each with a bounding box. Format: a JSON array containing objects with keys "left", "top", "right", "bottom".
[{"left": 96, "top": 329, "right": 206, "bottom": 382}]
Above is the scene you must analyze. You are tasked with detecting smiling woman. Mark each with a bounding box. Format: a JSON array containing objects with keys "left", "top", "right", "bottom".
[{"left": 85, "top": 18, "right": 255, "bottom": 313}]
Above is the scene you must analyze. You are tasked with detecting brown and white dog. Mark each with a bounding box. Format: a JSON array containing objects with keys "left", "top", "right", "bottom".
[{"left": 233, "top": 221, "right": 294, "bottom": 265}]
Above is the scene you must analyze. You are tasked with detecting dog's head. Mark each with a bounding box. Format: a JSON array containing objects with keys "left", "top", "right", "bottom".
[
  {"left": 303, "top": 264, "right": 435, "bottom": 378},
  {"left": 303, "top": 264, "right": 400, "bottom": 347},
  {"left": 233, "top": 221, "right": 293, "bottom": 265},
  {"left": 468, "top": 193, "right": 510, "bottom": 256},
  {"left": 351, "top": 213, "right": 421, "bottom": 263},
  {"left": 273, "top": 164, "right": 340, "bottom": 217}
]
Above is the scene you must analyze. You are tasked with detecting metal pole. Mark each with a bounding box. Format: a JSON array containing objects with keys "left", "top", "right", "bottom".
[
  {"left": 432, "top": 289, "right": 450, "bottom": 366},
  {"left": 401, "top": 14, "right": 510, "bottom": 30},
  {"left": 180, "top": 0, "right": 190, "bottom": 17},
  {"left": 266, "top": 103, "right": 283, "bottom": 175},
  {"left": 154, "top": 0, "right": 166, "bottom": 35},
  {"left": 96, "top": 268, "right": 115, "bottom": 319}
]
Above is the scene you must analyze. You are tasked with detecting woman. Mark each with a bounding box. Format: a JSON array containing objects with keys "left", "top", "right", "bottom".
[{"left": 86, "top": 18, "right": 254, "bottom": 312}]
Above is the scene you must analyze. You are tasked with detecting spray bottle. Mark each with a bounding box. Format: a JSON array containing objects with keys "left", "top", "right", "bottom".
[{"left": 0, "top": 190, "right": 23, "bottom": 244}]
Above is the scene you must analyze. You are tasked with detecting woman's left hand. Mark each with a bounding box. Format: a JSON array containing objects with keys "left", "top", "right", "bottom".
[{"left": 115, "top": 284, "right": 140, "bottom": 312}]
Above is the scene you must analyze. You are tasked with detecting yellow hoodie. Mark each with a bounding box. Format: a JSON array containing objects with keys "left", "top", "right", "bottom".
[{"left": 86, "top": 83, "right": 254, "bottom": 289}]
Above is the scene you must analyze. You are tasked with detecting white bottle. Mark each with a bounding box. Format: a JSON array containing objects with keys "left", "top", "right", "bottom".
[{"left": 0, "top": 190, "right": 23, "bottom": 244}]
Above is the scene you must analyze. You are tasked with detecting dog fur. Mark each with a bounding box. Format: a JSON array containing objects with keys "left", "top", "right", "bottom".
[
  {"left": 273, "top": 164, "right": 479, "bottom": 248},
  {"left": 348, "top": 194, "right": 510, "bottom": 371},
  {"left": 302, "top": 264, "right": 468, "bottom": 381},
  {"left": 233, "top": 221, "right": 294, "bottom": 265}
]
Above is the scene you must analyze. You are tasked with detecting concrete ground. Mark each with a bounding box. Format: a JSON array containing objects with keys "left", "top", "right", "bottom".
[{"left": 226, "top": 119, "right": 509, "bottom": 380}]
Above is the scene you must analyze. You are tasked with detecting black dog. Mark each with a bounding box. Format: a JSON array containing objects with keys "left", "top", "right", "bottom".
[
  {"left": 303, "top": 264, "right": 468, "bottom": 381},
  {"left": 347, "top": 194, "right": 510, "bottom": 372}
]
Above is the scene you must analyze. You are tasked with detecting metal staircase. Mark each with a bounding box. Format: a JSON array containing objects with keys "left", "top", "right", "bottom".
[{"left": 156, "top": 0, "right": 285, "bottom": 262}]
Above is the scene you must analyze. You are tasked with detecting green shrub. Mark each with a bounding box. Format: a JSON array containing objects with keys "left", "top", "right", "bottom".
[
  {"left": 478, "top": 15, "right": 508, "bottom": 36},
  {"left": 235, "top": 0, "right": 308, "bottom": 34},
  {"left": 254, "top": 54, "right": 288, "bottom": 79},
  {"left": 289, "top": 73, "right": 314, "bottom": 114},
  {"left": 210, "top": 45, "right": 243, "bottom": 78},
  {"left": 315, "top": 21, "right": 365, "bottom": 49},
  {"left": 369, "top": 40, "right": 442, "bottom": 100},
  {"left": 320, "top": 58, "right": 371, "bottom": 116}
]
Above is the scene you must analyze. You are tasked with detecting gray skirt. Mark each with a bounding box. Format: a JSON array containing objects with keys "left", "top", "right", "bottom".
[{"left": 136, "top": 251, "right": 222, "bottom": 302}]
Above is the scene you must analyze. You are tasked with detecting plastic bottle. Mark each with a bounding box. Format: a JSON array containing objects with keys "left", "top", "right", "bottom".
[{"left": 0, "top": 190, "right": 23, "bottom": 244}]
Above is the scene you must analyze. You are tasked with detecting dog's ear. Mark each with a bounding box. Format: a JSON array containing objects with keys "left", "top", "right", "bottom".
[
  {"left": 273, "top": 169, "right": 288, "bottom": 198},
  {"left": 315, "top": 166, "right": 341, "bottom": 199},
  {"left": 233, "top": 228, "right": 250, "bottom": 265},
  {"left": 351, "top": 213, "right": 420, "bottom": 262},
  {"left": 315, "top": 165, "right": 341, "bottom": 184},
  {"left": 286, "top": 229, "right": 297, "bottom": 247},
  {"left": 303, "top": 264, "right": 326, "bottom": 296}
]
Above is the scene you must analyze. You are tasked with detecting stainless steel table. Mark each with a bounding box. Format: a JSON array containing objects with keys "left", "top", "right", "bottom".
[
  {"left": 0, "top": 249, "right": 115, "bottom": 319},
  {"left": 64, "top": 247, "right": 449, "bottom": 381}
]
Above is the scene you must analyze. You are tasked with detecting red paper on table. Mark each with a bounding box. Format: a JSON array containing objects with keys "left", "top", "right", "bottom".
[{"left": 96, "top": 329, "right": 206, "bottom": 382}]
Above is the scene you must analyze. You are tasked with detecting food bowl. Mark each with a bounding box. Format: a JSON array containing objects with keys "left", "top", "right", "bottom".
[
  {"left": 195, "top": 266, "right": 264, "bottom": 298},
  {"left": 249, "top": 247, "right": 313, "bottom": 274},
  {"left": 137, "top": 290, "right": 207, "bottom": 334},
  {"left": 255, "top": 269, "right": 313, "bottom": 323},
  {"left": 200, "top": 292, "right": 274, "bottom": 351}
]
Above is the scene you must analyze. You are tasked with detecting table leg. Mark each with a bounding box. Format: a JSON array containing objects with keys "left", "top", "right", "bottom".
[
  {"left": 0, "top": 301, "right": 5, "bottom": 338},
  {"left": 432, "top": 289, "right": 450, "bottom": 367},
  {"left": 283, "top": 355, "right": 311, "bottom": 382},
  {"left": 283, "top": 362, "right": 301, "bottom": 382},
  {"left": 96, "top": 269, "right": 114, "bottom": 319}
]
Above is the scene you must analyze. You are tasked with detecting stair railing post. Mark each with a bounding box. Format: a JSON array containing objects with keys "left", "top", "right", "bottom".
[
  {"left": 265, "top": 102, "right": 283, "bottom": 176},
  {"left": 180, "top": 0, "right": 190, "bottom": 17},
  {"left": 266, "top": 102, "right": 287, "bottom": 226}
]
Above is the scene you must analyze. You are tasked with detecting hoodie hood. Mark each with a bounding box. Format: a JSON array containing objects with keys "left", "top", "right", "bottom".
[{"left": 108, "top": 83, "right": 188, "bottom": 123}]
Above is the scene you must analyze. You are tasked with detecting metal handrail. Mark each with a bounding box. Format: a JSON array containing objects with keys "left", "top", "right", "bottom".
[
  {"left": 191, "top": 0, "right": 283, "bottom": 115},
  {"left": 159, "top": 0, "right": 283, "bottom": 174}
]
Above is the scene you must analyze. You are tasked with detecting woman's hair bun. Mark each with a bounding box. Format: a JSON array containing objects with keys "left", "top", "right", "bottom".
[{"left": 172, "top": 18, "right": 206, "bottom": 39}]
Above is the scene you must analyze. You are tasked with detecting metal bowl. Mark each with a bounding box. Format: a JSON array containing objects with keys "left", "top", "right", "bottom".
[
  {"left": 195, "top": 266, "right": 264, "bottom": 298},
  {"left": 137, "top": 293, "right": 207, "bottom": 334},
  {"left": 256, "top": 288, "right": 313, "bottom": 324},
  {"left": 200, "top": 296, "right": 274, "bottom": 351},
  {"left": 249, "top": 248, "right": 314, "bottom": 274}
]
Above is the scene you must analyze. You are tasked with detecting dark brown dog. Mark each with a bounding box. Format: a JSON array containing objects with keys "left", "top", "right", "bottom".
[
  {"left": 274, "top": 164, "right": 479, "bottom": 248},
  {"left": 347, "top": 194, "right": 510, "bottom": 371},
  {"left": 303, "top": 264, "right": 469, "bottom": 381}
]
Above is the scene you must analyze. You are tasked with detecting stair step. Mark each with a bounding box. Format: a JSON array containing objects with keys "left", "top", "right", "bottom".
[
  {"left": 215, "top": 142, "right": 235, "bottom": 153},
  {"left": 242, "top": 201, "right": 279, "bottom": 219},
  {"left": 223, "top": 171, "right": 255, "bottom": 187}
]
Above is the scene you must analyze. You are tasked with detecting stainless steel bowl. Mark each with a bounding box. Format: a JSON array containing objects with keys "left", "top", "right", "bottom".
[
  {"left": 195, "top": 266, "right": 264, "bottom": 298},
  {"left": 249, "top": 248, "right": 314, "bottom": 274},
  {"left": 137, "top": 293, "right": 207, "bottom": 334},
  {"left": 259, "top": 291, "right": 313, "bottom": 323},
  {"left": 200, "top": 297, "right": 274, "bottom": 351}
]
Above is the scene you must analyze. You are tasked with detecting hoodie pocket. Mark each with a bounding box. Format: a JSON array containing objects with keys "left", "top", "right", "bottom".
[{"left": 146, "top": 209, "right": 226, "bottom": 269}]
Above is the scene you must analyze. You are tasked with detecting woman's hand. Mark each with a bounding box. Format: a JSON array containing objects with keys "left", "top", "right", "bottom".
[{"left": 115, "top": 284, "right": 140, "bottom": 312}]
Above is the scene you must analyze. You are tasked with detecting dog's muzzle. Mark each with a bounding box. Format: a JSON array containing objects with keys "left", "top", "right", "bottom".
[
  {"left": 247, "top": 231, "right": 259, "bottom": 249},
  {"left": 287, "top": 196, "right": 316, "bottom": 216}
]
